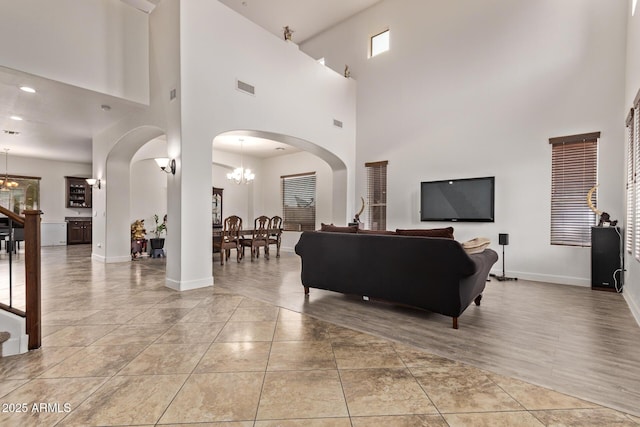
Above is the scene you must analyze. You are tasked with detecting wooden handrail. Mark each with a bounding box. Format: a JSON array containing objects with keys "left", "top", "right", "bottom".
[{"left": 0, "top": 205, "right": 25, "bottom": 226}]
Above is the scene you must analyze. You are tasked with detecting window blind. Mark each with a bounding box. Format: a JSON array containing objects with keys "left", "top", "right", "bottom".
[
  {"left": 549, "top": 133, "right": 599, "bottom": 247},
  {"left": 635, "top": 104, "right": 640, "bottom": 261},
  {"left": 626, "top": 109, "right": 635, "bottom": 254},
  {"left": 281, "top": 172, "right": 316, "bottom": 231},
  {"left": 365, "top": 161, "right": 388, "bottom": 231}
]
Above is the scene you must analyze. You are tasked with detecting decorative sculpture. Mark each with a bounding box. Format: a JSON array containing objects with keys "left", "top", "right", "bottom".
[
  {"left": 587, "top": 185, "right": 618, "bottom": 227},
  {"left": 352, "top": 196, "right": 365, "bottom": 226},
  {"left": 131, "top": 219, "right": 146, "bottom": 240},
  {"left": 283, "top": 26, "right": 293, "bottom": 41}
]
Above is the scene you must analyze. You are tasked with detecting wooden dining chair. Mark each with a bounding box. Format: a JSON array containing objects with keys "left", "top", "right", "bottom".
[
  {"left": 241, "top": 215, "right": 270, "bottom": 261},
  {"left": 214, "top": 215, "right": 243, "bottom": 265},
  {"left": 268, "top": 215, "right": 283, "bottom": 258}
]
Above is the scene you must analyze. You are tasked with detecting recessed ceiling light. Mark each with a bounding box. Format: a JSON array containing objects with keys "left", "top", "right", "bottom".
[
  {"left": 19, "top": 86, "right": 36, "bottom": 93},
  {"left": 275, "top": 147, "right": 285, "bottom": 151},
  {"left": 10, "top": 116, "right": 22, "bottom": 121}
]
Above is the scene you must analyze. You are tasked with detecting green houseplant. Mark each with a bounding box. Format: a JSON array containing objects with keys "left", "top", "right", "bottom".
[{"left": 150, "top": 214, "right": 167, "bottom": 251}]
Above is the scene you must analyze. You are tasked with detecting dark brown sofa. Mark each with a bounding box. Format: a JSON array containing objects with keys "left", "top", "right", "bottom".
[{"left": 294, "top": 230, "right": 498, "bottom": 328}]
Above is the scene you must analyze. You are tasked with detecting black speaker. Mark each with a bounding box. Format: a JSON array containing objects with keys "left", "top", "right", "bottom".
[
  {"left": 591, "top": 227, "right": 622, "bottom": 291},
  {"left": 499, "top": 233, "right": 509, "bottom": 246}
]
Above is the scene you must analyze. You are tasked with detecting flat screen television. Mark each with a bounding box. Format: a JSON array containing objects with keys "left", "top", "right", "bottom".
[{"left": 420, "top": 176, "right": 495, "bottom": 222}]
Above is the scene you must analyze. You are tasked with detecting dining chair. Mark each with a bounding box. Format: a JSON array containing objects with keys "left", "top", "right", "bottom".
[
  {"left": 214, "top": 215, "right": 243, "bottom": 265},
  {"left": 268, "top": 215, "right": 283, "bottom": 258},
  {"left": 241, "top": 215, "right": 270, "bottom": 261}
]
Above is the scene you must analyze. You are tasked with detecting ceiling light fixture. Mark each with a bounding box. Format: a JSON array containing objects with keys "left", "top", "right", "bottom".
[
  {"left": 10, "top": 116, "right": 22, "bottom": 121},
  {"left": 155, "top": 158, "right": 176, "bottom": 175},
  {"left": 19, "top": 86, "right": 36, "bottom": 93},
  {"left": 1, "top": 149, "right": 19, "bottom": 191},
  {"left": 226, "top": 139, "right": 255, "bottom": 184}
]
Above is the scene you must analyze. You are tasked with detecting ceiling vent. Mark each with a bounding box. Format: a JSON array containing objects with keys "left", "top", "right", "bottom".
[
  {"left": 236, "top": 79, "right": 256, "bottom": 96},
  {"left": 333, "top": 119, "right": 343, "bottom": 128}
]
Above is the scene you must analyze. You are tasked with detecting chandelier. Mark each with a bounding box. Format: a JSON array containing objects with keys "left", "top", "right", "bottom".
[
  {"left": 0, "top": 149, "right": 18, "bottom": 191},
  {"left": 226, "top": 138, "right": 255, "bottom": 184}
]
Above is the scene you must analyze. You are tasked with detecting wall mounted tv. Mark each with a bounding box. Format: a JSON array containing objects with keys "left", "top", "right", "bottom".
[{"left": 420, "top": 176, "right": 495, "bottom": 222}]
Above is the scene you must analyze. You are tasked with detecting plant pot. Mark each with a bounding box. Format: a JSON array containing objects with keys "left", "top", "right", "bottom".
[{"left": 150, "top": 238, "right": 165, "bottom": 250}]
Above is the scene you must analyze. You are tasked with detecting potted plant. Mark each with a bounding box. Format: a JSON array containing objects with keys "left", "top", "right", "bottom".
[{"left": 149, "top": 214, "right": 167, "bottom": 251}]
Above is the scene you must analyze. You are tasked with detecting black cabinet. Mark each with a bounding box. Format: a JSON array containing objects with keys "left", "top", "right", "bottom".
[
  {"left": 591, "top": 227, "right": 623, "bottom": 292},
  {"left": 67, "top": 218, "right": 92, "bottom": 244},
  {"left": 212, "top": 187, "right": 223, "bottom": 252}
]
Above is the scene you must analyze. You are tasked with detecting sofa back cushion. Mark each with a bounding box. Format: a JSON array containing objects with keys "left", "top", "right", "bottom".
[
  {"left": 395, "top": 227, "right": 455, "bottom": 239},
  {"left": 320, "top": 223, "right": 358, "bottom": 233}
]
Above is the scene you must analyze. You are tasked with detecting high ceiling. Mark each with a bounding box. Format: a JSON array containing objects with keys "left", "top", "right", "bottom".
[{"left": 0, "top": 0, "right": 380, "bottom": 164}]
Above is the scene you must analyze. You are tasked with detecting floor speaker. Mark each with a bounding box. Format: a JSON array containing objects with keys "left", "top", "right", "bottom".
[
  {"left": 591, "top": 227, "right": 623, "bottom": 291},
  {"left": 493, "top": 233, "right": 516, "bottom": 281}
]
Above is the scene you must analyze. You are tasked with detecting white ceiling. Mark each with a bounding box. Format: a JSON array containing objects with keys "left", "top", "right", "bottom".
[{"left": 0, "top": 0, "right": 380, "bottom": 164}]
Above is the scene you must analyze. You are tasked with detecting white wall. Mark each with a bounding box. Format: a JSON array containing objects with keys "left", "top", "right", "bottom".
[
  {"left": 130, "top": 159, "right": 168, "bottom": 239},
  {"left": 0, "top": 0, "right": 149, "bottom": 103},
  {"left": 625, "top": 0, "right": 640, "bottom": 323},
  {"left": 301, "top": 0, "right": 628, "bottom": 286}
]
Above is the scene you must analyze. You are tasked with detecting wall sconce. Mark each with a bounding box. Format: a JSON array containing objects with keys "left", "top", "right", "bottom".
[
  {"left": 155, "top": 158, "right": 176, "bottom": 175},
  {"left": 85, "top": 178, "right": 101, "bottom": 189}
]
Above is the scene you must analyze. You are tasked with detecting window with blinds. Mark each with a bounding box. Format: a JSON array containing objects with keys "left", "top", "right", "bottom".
[
  {"left": 549, "top": 132, "right": 599, "bottom": 247},
  {"left": 626, "top": 109, "right": 635, "bottom": 254},
  {"left": 365, "top": 161, "right": 388, "bottom": 231},
  {"left": 281, "top": 172, "right": 316, "bottom": 231},
  {"left": 635, "top": 101, "right": 640, "bottom": 261}
]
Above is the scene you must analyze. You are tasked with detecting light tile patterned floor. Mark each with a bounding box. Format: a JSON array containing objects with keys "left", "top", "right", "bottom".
[{"left": 0, "top": 247, "right": 639, "bottom": 426}]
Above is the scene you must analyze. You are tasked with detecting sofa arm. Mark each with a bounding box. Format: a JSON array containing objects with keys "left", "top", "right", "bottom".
[{"left": 459, "top": 249, "right": 499, "bottom": 308}]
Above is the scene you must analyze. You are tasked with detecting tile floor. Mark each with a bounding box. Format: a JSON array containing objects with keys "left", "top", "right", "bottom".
[{"left": 0, "top": 247, "right": 639, "bottom": 426}]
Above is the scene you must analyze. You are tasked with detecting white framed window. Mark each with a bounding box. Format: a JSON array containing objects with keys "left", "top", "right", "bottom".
[
  {"left": 281, "top": 172, "right": 316, "bottom": 231},
  {"left": 370, "top": 29, "right": 390, "bottom": 58},
  {"left": 365, "top": 161, "right": 388, "bottom": 230},
  {"left": 549, "top": 132, "right": 600, "bottom": 247},
  {"left": 626, "top": 109, "right": 635, "bottom": 254},
  {"left": 635, "top": 100, "right": 640, "bottom": 261}
]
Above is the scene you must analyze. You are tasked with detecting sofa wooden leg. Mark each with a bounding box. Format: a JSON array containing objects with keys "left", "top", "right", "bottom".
[
  {"left": 474, "top": 294, "right": 483, "bottom": 306},
  {"left": 304, "top": 286, "right": 309, "bottom": 295},
  {"left": 452, "top": 317, "right": 458, "bottom": 329}
]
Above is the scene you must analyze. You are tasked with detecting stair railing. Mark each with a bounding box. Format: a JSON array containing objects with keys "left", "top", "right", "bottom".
[{"left": 0, "top": 206, "right": 42, "bottom": 350}]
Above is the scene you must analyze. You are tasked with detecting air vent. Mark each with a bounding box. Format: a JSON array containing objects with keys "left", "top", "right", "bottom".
[
  {"left": 236, "top": 79, "right": 255, "bottom": 96},
  {"left": 333, "top": 119, "right": 343, "bottom": 128}
]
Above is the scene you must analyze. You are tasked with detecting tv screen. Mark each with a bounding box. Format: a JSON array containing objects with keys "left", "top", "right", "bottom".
[{"left": 420, "top": 177, "right": 495, "bottom": 222}]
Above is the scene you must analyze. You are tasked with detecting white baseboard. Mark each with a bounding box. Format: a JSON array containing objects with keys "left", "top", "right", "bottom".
[
  {"left": 489, "top": 269, "right": 590, "bottom": 287},
  {"left": 624, "top": 292, "right": 640, "bottom": 328},
  {"left": 165, "top": 276, "right": 213, "bottom": 291},
  {"left": 92, "top": 253, "right": 131, "bottom": 263}
]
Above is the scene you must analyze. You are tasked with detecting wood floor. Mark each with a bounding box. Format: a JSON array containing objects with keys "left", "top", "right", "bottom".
[{"left": 213, "top": 251, "right": 640, "bottom": 417}]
